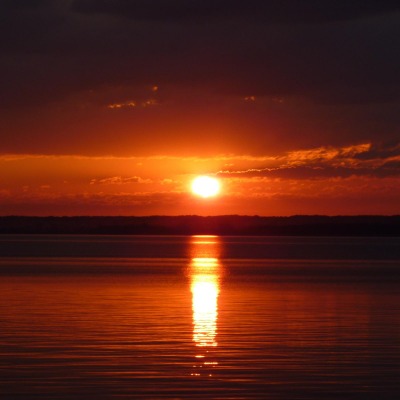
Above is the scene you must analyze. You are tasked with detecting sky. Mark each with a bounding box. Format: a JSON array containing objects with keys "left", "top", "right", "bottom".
[{"left": 1, "top": 0, "right": 400, "bottom": 216}]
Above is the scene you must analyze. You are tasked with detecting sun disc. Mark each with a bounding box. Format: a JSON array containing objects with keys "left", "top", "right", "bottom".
[{"left": 191, "top": 176, "right": 220, "bottom": 198}]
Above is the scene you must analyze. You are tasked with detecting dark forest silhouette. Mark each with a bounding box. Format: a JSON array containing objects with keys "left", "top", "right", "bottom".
[{"left": 0, "top": 215, "right": 399, "bottom": 236}]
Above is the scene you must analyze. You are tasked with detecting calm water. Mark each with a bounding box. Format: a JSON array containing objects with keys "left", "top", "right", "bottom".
[{"left": 1, "top": 235, "right": 400, "bottom": 399}]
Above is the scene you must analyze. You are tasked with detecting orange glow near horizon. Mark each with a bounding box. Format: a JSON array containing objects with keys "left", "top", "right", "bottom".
[{"left": 0, "top": 148, "right": 399, "bottom": 216}]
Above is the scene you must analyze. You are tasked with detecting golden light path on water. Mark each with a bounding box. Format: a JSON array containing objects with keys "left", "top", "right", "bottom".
[
  {"left": 191, "top": 258, "right": 219, "bottom": 348},
  {"left": 189, "top": 236, "right": 222, "bottom": 377}
]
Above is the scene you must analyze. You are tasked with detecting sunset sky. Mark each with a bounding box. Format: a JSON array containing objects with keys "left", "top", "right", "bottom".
[{"left": 1, "top": 0, "right": 399, "bottom": 216}]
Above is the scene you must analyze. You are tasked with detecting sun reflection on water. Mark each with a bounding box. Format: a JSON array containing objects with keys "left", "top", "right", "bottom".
[
  {"left": 191, "top": 258, "right": 219, "bottom": 348},
  {"left": 189, "top": 236, "right": 222, "bottom": 377}
]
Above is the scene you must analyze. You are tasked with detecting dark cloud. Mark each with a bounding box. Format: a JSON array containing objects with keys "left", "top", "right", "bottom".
[
  {"left": 1, "top": 0, "right": 51, "bottom": 11},
  {"left": 1, "top": 0, "right": 399, "bottom": 106},
  {"left": 0, "top": 1, "right": 399, "bottom": 156},
  {"left": 72, "top": 0, "right": 400, "bottom": 23}
]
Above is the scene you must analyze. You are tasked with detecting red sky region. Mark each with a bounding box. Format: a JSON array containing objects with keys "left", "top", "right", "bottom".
[
  {"left": 1, "top": 1, "right": 399, "bottom": 216},
  {"left": 1, "top": 144, "right": 399, "bottom": 215}
]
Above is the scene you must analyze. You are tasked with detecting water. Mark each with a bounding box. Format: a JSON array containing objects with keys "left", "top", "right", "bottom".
[{"left": 1, "top": 235, "right": 400, "bottom": 399}]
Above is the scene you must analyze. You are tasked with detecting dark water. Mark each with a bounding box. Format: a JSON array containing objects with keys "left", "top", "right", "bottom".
[{"left": 1, "top": 235, "right": 400, "bottom": 399}]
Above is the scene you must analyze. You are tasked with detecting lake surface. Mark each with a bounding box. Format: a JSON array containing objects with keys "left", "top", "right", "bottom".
[{"left": 1, "top": 235, "right": 400, "bottom": 399}]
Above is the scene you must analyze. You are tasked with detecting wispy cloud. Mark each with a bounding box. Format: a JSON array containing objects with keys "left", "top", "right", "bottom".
[
  {"left": 107, "top": 99, "right": 159, "bottom": 110},
  {"left": 90, "top": 176, "right": 152, "bottom": 185},
  {"left": 283, "top": 143, "right": 371, "bottom": 166},
  {"left": 217, "top": 142, "right": 400, "bottom": 179},
  {"left": 107, "top": 101, "right": 136, "bottom": 109}
]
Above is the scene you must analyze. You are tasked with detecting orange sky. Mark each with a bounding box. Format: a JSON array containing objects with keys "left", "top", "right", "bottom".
[
  {"left": 1, "top": 142, "right": 399, "bottom": 215},
  {"left": 1, "top": 1, "right": 399, "bottom": 215}
]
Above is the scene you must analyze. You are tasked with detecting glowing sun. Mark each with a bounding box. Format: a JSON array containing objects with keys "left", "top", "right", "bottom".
[{"left": 191, "top": 176, "right": 220, "bottom": 198}]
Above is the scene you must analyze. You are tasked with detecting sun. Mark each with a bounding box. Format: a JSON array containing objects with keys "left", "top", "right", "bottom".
[{"left": 191, "top": 176, "right": 220, "bottom": 198}]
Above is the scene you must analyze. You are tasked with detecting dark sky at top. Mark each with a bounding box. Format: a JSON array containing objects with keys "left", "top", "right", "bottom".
[{"left": 1, "top": 0, "right": 399, "bottom": 156}]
